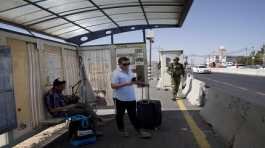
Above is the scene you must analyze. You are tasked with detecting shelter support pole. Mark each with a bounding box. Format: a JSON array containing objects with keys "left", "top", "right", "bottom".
[{"left": 111, "top": 34, "right": 114, "bottom": 44}]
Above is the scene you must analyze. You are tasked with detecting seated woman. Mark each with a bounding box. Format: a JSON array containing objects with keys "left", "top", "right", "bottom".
[{"left": 45, "top": 78, "right": 103, "bottom": 134}]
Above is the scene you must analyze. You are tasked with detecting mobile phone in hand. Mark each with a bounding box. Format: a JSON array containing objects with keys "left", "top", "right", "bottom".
[{"left": 131, "top": 77, "right": 137, "bottom": 82}]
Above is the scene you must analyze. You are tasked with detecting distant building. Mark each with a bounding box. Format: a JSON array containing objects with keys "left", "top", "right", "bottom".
[
  {"left": 207, "top": 55, "right": 238, "bottom": 67},
  {"left": 206, "top": 55, "right": 219, "bottom": 66},
  {"left": 207, "top": 46, "right": 242, "bottom": 67},
  {"left": 223, "top": 56, "right": 238, "bottom": 66}
]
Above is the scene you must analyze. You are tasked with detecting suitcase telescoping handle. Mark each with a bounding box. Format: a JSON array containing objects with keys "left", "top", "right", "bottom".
[
  {"left": 141, "top": 86, "right": 150, "bottom": 104},
  {"left": 141, "top": 87, "right": 143, "bottom": 100},
  {"left": 146, "top": 81, "right": 151, "bottom": 102}
]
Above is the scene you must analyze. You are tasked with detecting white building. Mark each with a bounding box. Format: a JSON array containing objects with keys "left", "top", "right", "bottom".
[
  {"left": 206, "top": 55, "right": 238, "bottom": 67},
  {"left": 206, "top": 55, "right": 220, "bottom": 66}
]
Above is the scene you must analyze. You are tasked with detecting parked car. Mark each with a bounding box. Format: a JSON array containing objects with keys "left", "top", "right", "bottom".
[
  {"left": 228, "top": 64, "right": 245, "bottom": 69},
  {"left": 192, "top": 65, "right": 211, "bottom": 74}
]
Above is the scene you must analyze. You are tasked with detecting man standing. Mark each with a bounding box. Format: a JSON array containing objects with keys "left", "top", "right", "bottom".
[
  {"left": 111, "top": 57, "right": 151, "bottom": 138},
  {"left": 167, "top": 57, "right": 185, "bottom": 100}
]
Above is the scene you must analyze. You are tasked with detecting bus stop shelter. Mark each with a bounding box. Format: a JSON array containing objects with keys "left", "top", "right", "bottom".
[
  {"left": 0, "top": 0, "right": 220, "bottom": 147},
  {"left": 0, "top": 0, "right": 192, "bottom": 45}
]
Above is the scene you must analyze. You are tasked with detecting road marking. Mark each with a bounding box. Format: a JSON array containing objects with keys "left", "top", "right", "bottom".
[
  {"left": 222, "top": 82, "right": 248, "bottom": 91},
  {"left": 256, "top": 92, "right": 265, "bottom": 96},
  {"left": 199, "top": 77, "right": 265, "bottom": 97},
  {"left": 176, "top": 99, "right": 211, "bottom": 148},
  {"left": 236, "top": 87, "right": 248, "bottom": 91},
  {"left": 199, "top": 77, "right": 248, "bottom": 91}
]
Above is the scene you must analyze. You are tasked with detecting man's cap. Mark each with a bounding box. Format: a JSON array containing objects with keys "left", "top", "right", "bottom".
[{"left": 53, "top": 78, "right": 66, "bottom": 86}]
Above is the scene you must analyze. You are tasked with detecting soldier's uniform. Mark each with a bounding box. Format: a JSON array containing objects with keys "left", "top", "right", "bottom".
[{"left": 167, "top": 59, "right": 185, "bottom": 98}]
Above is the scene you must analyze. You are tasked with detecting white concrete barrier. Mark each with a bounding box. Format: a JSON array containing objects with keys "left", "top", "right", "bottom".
[
  {"left": 200, "top": 89, "right": 244, "bottom": 146},
  {"left": 233, "top": 102, "right": 265, "bottom": 148},
  {"left": 185, "top": 78, "right": 206, "bottom": 106},
  {"left": 0, "top": 133, "right": 8, "bottom": 147},
  {"left": 211, "top": 68, "right": 265, "bottom": 77},
  {"left": 200, "top": 88, "right": 265, "bottom": 148},
  {"left": 156, "top": 78, "right": 163, "bottom": 89},
  {"left": 181, "top": 74, "right": 193, "bottom": 97}
]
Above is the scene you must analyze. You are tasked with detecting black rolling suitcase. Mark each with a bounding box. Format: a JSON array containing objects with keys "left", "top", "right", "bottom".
[{"left": 137, "top": 87, "right": 162, "bottom": 129}]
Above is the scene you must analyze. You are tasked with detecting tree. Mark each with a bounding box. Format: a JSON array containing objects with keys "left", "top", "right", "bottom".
[
  {"left": 254, "top": 51, "right": 263, "bottom": 65},
  {"left": 236, "top": 56, "right": 247, "bottom": 65}
]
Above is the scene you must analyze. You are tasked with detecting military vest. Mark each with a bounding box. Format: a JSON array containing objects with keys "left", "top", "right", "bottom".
[{"left": 172, "top": 63, "right": 184, "bottom": 76}]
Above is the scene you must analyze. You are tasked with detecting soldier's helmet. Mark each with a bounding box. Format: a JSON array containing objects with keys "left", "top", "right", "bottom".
[{"left": 174, "top": 57, "right": 179, "bottom": 62}]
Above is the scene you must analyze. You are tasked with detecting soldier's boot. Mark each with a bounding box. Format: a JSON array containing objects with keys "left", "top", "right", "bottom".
[{"left": 171, "top": 86, "right": 178, "bottom": 101}]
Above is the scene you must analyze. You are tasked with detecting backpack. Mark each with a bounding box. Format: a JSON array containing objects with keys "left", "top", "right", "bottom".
[{"left": 68, "top": 115, "right": 96, "bottom": 146}]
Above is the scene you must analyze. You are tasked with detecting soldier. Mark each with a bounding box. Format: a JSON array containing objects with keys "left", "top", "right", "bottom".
[{"left": 167, "top": 57, "right": 185, "bottom": 100}]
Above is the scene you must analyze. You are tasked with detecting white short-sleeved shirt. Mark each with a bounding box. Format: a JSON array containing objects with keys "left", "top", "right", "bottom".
[{"left": 111, "top": 67, "right": 136, "bottom": 101}]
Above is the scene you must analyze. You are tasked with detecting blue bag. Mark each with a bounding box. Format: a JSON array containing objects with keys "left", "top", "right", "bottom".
[{"left": 68, "top": 115, "right": 96, "bottom": 146}]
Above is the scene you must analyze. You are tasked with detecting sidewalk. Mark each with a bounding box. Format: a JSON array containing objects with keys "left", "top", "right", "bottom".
[{"left": 46, "top": 80, "right": 225, "bottom": 148}]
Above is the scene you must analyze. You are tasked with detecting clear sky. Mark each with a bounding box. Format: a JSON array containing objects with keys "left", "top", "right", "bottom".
[
  {"left": 153, "top": 0, "right": 265, "bottom": 54},
  {"left": 84, "top": 0, "right": 265, "bottom": 62}
]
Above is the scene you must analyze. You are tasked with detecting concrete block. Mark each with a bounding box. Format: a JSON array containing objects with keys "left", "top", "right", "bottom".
[
  {"left": 233, "top": 102, "right": 265, "bottom": 148},
  {"left": 0, "top": 133, "right": 8, "bottom": 147},
  {"left": 186, "top": 78, "right": 205, "bottom": 106},
  {"left": 182, "top": 74, "right": 193, "bottom": 97},
  {"left": 211, "top": 68, "right": 265, "bottom": 77},
  {"left": 156, "top": 78, "right": 162, "bottom": 89},
  {"left": 200, "top": 88, "right": 265, "bottom": 148},
  {"left": 200, "top": 89, "right": 244, "bottom": 146}
]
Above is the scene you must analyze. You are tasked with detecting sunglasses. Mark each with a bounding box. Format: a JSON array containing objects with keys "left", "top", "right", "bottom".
[{"left": 122, "top": 62, "right": 130, "bottom": 66}]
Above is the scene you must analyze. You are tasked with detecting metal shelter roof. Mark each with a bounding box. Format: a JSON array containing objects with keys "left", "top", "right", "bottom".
[{"left": 0, "top": 0, "right": 193, "bottom": 45}]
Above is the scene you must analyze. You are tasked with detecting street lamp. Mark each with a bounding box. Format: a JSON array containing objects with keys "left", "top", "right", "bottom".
[
  {"left": 146, "top": 30, "right": 154, "bottom": 100},
  {"left": 146, "top": 30, "right": 155, "bottom": 79}
]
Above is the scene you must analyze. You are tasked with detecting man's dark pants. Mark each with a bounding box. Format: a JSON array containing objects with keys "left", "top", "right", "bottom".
[
  {"left": 114, "top": 98, "right": 140, "bottom": 132},
  {"left": 172, "top": 76, "right": 181, "bottom": 97}
]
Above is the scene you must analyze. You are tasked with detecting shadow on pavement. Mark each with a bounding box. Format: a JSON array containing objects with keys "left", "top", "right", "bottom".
[{"left": 45, "top": 109, "right": 225, "bottom": 148}]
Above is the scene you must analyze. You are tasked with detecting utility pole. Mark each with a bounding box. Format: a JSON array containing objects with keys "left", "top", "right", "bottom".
[
  {"left": 245, "top": 48, "right": 248, "bottom": 65},
  {"left": 184, "top": 56, "right": 188, "bottom": 67},
  {"left": 262, "top": 44, "right": 265, "bottom": 66},
  {"left": 190, "top": 56, "right": 194, "bottom": 66},
  {"left": 251, "top": 46, "right": 255, "bottom": 65}
]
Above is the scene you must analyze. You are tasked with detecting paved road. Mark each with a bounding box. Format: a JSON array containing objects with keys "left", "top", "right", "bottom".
[{"left": 193, "top": 72, "right": 265, "bottom": 105}]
